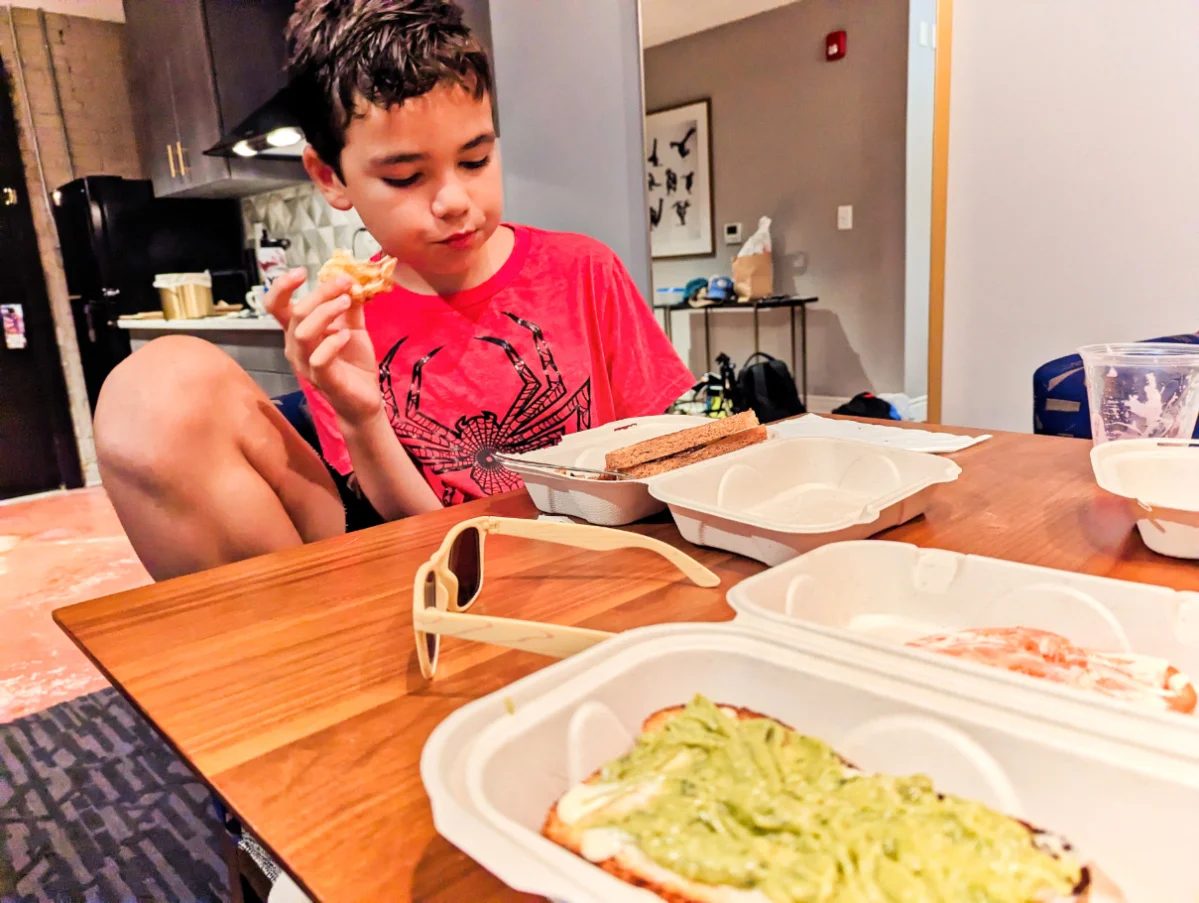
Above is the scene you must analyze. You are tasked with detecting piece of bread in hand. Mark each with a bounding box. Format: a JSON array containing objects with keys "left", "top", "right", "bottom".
[
  {"left": 317, "top": 249, "right": 397, "bottom": 303},
  {"left": 543, "top": 702, "right": 1121, "bottom": 903},
  {"left": 605, "top": 411, "right": 760, "bottom": 473}
]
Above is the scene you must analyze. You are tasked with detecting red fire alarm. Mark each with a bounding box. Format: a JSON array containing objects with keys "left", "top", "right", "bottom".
[{"left": 826, "top": 30, "right": 847, "bottom": 61}]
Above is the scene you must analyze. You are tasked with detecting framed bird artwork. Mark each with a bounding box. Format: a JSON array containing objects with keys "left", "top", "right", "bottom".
[{"left": 644, "top": 99, "right": 714, "bottom": 259}]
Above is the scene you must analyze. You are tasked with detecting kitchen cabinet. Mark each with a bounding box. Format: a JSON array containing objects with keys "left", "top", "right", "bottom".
[
  {"left": 123, "top": 0, "right": 304, "bottom": 198},
  {"left": 121, "top": 319, "right": 298, "bottom": 398}
]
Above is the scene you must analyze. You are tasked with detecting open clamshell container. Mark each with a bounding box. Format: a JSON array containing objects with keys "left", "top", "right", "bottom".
[
  {"left": 1092, "top": 438, "right": 1199, "bottom": 559},
  {"left": 502, "top": 415, "right": 713, "bottom": 526},
  {"left": 727, "top": 541, "right": 1199, "bottom": 745},
  {"left": 648, "top": 437, "right": 961, "bottom": 565},
  {"left": 422, "top": 622, "right": 1199, "bottom": 903}
]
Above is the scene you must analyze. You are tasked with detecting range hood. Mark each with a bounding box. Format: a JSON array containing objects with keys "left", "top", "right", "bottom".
[{"left": 204, "top": 81, "right": 308, "bottom": 161}]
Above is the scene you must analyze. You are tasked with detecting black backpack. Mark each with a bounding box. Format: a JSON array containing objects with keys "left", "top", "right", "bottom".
[{"left": 719, "top": 352, "right": 806, "bottom": 423}]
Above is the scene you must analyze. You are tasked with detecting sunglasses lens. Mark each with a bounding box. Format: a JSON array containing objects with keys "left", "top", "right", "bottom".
[
  {"left": 448, "top": 526, "right": 482, "bottom": 609},
  {"left": 423, "top": 572, "right": 439, "bottom": 662}
]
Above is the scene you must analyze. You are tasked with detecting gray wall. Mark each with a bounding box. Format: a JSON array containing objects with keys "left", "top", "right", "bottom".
[
  {"left": 645, "top": 0, "right": 910, "bottom": 396},
  {"left": 455, "top": 0, "right": 493, "bottom": 60},
  {"left": 488, "top": 0, "right": 651, "bottom": 298}
]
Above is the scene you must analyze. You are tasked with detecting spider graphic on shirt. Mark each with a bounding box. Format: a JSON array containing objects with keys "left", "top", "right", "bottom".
[{"left": 379, "top": 312, "right": 592, "bottom": 505}]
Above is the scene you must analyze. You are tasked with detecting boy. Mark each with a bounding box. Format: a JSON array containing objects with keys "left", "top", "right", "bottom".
[{"left": 94, "top": 0, "right": 693, "bottom": 581}]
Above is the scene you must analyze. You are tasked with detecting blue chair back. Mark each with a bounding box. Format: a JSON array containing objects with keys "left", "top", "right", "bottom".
[
  {"left": 272, "top": 389, "right": 321, "bottom": 452},
  {"left": 1033, "top": 334, "right": 1199, "bottom": 438}
]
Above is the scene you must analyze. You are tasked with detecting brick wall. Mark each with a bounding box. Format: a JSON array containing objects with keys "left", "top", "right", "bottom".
[{"left": 0, "top": 6, "right": 143, "bottom": 484}]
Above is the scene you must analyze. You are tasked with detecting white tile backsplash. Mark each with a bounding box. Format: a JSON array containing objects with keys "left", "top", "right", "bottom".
[{"left": 241, "top": 184, "right": 382, "bottom": 289}]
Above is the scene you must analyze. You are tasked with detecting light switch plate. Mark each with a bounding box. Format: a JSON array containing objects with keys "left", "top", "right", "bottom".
[
  {"left": 724, "top": 222, "right": 743, "bottom": 244},
  {"left": 838, "top": 205, "right": 853, "bottom": 230}
]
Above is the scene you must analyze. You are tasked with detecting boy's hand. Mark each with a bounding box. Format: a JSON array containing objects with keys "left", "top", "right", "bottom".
[{"left": 265, "top": 268, "right": 383, "bottom": 428}]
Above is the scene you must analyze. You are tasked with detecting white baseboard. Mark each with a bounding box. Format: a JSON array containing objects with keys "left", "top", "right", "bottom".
[
  {"left": 0, "top": 487, "right": 72, "bottom": 507},
  {"left": 908, "top": 395, "right": 929, "bottom": 423},
  {"left": 805, "top": 394, "right": 852, "bottom": 415},
  {"left": 806, "top": 392, "right": 928, "bottom": 422}
]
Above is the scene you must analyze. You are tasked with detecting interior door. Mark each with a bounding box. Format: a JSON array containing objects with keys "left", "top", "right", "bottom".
[{"left": 0, "top": 67, "right": 83, "bottom": 498}]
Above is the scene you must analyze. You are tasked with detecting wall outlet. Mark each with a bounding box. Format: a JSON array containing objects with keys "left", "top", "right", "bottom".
[
  {"left": 724, "top": 222, "right": 743, "bottom": 244},
  {"left": 837, "top": 205, "right": 853, "bottom": 230}
]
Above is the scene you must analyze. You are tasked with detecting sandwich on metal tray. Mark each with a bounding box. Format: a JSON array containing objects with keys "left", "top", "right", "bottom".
[
  {"left": 603, "top": 410, "right": 768, "bottom": 479},
  {"left": 542, "top": 694, "right": 1125, "bottom": 903}
]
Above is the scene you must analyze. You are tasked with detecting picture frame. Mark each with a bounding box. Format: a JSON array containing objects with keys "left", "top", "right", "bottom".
[{"left": 645, "top": 99, "right": 714, "bottom": 259}]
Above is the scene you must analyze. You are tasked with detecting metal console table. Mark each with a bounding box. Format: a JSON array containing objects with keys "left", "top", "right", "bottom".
[{"left": 653, "top": 295, "right": 818, "bottom": 407}]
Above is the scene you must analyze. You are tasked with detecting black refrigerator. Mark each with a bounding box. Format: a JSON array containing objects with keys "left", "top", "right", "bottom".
[{"left": 53, "top": 176, "right": 249, "bottom": 411}]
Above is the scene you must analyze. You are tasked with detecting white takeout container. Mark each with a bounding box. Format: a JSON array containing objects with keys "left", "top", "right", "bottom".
[
  {"left": 728, "top": 541, "right": 1199, "bottom": 745},
  {"left": 647, "top": 437, "right": 961, "bottom": 565},
  {"left": 503, "top": 415, "right": 715, "bottom": 526},
  {"left": 423, "top": 623, "right": 1199, "bottom": 903},
  {"left": 1092, "top": 438, "right": 1199, "bottom": 558}
]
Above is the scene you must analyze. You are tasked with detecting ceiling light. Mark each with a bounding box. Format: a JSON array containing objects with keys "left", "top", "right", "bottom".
[
  {"left": 266, "top": 127, "right": 304, "bottom": 148},
  {"left": 232, "top": 140, "right": 258, "bottom": 158}
]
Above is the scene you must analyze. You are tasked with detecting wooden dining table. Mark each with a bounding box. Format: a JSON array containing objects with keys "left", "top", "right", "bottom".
[{"left": 54, "top": 423, "right": 1199, "bottom": 903}]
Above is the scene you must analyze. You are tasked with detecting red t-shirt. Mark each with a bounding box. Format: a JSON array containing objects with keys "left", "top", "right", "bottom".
[{"left": 301, "top": 224, "right": 694, "bottom": 506}]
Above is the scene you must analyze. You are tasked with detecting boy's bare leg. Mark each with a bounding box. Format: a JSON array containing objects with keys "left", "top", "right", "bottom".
[{"left": 94, "top": 335, "right": 347, "bottom": 581}]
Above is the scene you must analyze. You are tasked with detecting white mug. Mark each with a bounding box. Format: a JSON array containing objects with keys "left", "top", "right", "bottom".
[{"left": 245, "top": 285, "right": 268, "bottom": 316}]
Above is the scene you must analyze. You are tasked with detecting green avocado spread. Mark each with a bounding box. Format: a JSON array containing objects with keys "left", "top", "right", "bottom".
[{"left": 582, "top": 695, "right": 1081, "bottom": 902}]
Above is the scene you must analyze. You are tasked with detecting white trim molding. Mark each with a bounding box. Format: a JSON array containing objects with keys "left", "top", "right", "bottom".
[{"left": 806, "top": 393, "right": 928, "bottom": 423}]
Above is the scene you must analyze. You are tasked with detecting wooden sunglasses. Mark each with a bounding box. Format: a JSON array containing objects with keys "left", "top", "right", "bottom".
[{"left": 412, "top": 516, "right": 720, "bottom": 679}]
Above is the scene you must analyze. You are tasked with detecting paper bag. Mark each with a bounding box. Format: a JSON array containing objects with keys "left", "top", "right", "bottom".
[{"left": 732, "top": 251, "right": 773, "bottom": 301}]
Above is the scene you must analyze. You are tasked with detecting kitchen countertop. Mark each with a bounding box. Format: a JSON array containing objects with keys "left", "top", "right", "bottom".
[{"left": 117, "top": 316, "right": 281, "bottom": 331}]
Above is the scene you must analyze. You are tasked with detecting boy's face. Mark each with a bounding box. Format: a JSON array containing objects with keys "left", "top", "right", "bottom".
[{"left": 305, "top": 83, "right": 502, "bottom": 276}]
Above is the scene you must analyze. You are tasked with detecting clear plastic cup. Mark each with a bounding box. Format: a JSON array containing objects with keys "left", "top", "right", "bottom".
[{"left": 1078, "top": 343, "right": 1199, "bottom": 444}]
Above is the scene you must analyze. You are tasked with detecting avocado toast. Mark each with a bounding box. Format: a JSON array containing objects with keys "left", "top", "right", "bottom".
[{"left": 543, "top": 695, "right": 1120, "bottom": 902}]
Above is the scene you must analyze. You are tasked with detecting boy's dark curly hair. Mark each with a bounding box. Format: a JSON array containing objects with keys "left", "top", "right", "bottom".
[{"left": 285, "top": 0, "right": 493, "bottom": 174}]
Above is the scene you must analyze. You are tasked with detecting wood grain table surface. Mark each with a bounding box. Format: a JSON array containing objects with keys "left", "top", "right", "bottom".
[{"left": 54, "top": 424, "right": 1199, "bottom": 903}]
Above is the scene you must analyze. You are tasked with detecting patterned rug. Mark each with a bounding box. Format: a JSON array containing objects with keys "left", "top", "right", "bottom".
[{"left": 0, "top": 689, "right": 230, "bottom": 903}]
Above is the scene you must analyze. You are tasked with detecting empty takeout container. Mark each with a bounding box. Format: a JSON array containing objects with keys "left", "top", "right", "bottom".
[
  {"left": 1091, "top": 437, "right": 1199, "bottom": 558},
  {"left": 727, "top": 540, "right": 1199, "bottom": 745},
  {"left": 502, "top": 415, "right": 714, "bottom": 526},
  {"left": 648, "top": 437, "right": 960, "bottom": 565},
  {"left": 422, "top": 622, "right": 1199, "bottom": 903}
]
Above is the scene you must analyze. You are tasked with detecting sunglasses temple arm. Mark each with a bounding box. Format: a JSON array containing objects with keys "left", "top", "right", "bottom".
[
  {"left": 416, "top": 608, "right": 613, "bottom": 659},
  {"left": 493, "top": 519, "right": 720, "bottom": 588}
]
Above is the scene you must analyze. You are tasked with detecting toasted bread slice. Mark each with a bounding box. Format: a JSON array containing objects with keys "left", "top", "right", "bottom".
[
  {"left": 605, "top": 411, "right": 760, "bottom": 472},
  {"left": 318, "top": 249, "right": 397, "bottom": 303},
  {"left": 543, "top": 705, "right": 778, "bottom": 903},
  {"left": 543, "top": 704, "right": 1114, "bottom": 903},
  {"left": 617, "top": 425, "right": 768, "bottom": 479}
]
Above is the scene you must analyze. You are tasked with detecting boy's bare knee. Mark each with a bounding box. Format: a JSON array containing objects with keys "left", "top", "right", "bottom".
[{"left": 95, "top": 336, "right": 250, "bottom": 479}]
